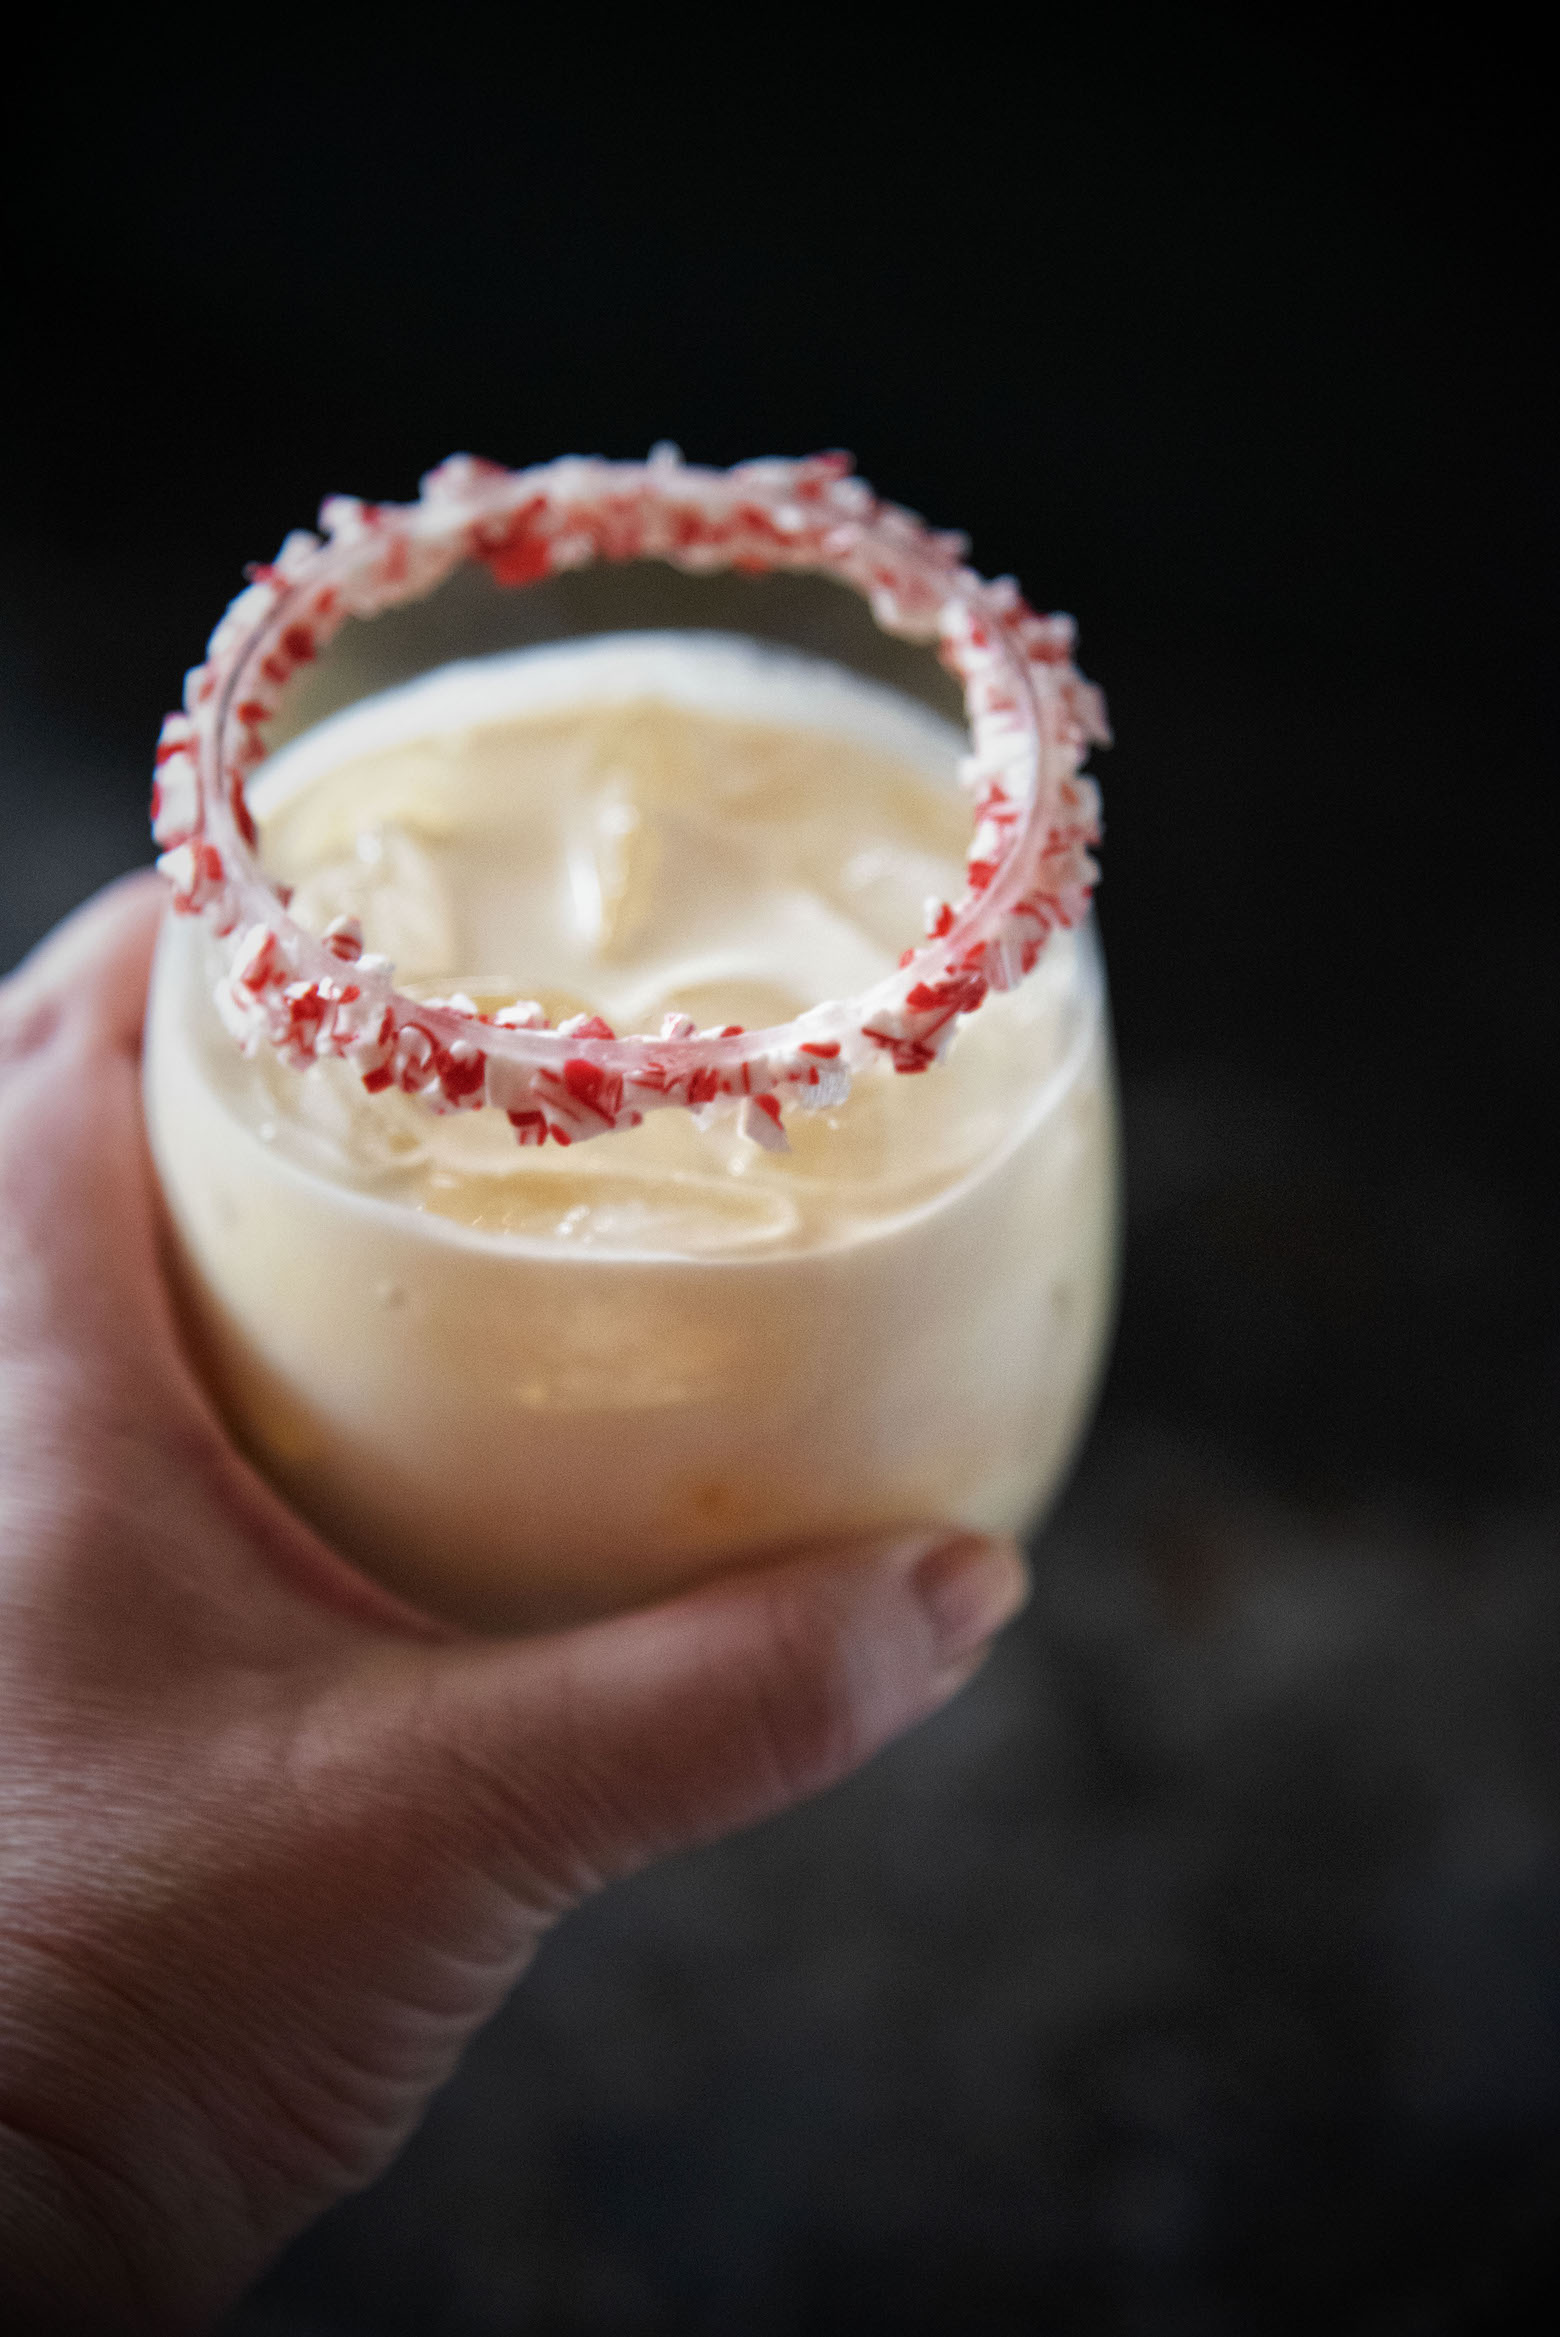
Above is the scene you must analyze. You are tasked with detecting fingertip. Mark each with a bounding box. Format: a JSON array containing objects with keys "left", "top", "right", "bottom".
[
  {"left": 908, "top": 1531, "right": 1030, "bottom": 1674},
  {"left": 3, "top": 870, "right": 165, "bottom": 1054},
  {"left": 805, "top": 1526, "right": 1029, "bottom": 1739}
]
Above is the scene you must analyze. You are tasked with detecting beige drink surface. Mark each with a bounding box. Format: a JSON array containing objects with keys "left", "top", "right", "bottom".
[{"left": 145, "top": 635, "right": 1117, "bottom": 1626}]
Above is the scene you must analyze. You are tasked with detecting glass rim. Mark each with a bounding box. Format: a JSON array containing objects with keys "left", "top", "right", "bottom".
[{"left": 151, "top": 448, "right": 1107, "bottom": 1150}]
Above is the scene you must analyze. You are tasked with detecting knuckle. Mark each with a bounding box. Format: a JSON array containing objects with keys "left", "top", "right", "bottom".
[
  {"left": 739, "top": 1575, "right": 871, "bottom": 1802},
  {"left": 392, "top": 1663, "right": 620, "bottom": 1911},
  {"left": 441, "top": 1735, "right": 598, "bottom": 1904}
]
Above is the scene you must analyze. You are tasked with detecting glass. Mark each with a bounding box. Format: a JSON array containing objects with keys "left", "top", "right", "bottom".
[{"left": 142, "top": 454, "right": 1119, "bottom": 1629}]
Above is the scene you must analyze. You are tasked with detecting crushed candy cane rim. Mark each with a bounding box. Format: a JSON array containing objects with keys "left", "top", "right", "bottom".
[{"left": 153, "top": 448, "right": 1108, "bottom": 1151}]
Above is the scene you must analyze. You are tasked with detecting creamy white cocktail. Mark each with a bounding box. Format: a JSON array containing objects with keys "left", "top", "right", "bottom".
[{"left": 143, "top": 454, "right": 1115, "bottom": 1629}]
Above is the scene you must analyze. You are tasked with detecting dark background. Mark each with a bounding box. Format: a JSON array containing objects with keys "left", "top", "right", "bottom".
[{"left": 3, "top": 21, "right": 1556, "bottom": 2332}]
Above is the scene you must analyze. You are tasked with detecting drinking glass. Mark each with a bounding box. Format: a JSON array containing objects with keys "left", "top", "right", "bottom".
[{"left": 143, "top": 452, "right": 1118, "bottom": 1629}]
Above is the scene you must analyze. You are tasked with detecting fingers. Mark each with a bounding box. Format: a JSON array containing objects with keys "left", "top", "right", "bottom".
[
  {"left": 370, "top": 1528, "right": 1030, "bottom": 1909},
  {"left": 0, "top": 874, "right": 173, "bottom": 1388},
  {"left": 0, "top": 880, "right": 460, "bottom": 1644},
  {"left": 1, "top": 870, "right": 163, "bottom": 1060}
]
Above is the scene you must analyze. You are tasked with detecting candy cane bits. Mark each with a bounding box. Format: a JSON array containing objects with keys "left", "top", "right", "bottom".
[{"left": 153, "top": 450, "right": 1107, "bottom": 1152}]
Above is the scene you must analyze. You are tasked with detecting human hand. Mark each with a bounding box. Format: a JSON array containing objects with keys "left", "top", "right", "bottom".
[{"left": 0, "top": 876, "right": 1028, "bottom": 2332}]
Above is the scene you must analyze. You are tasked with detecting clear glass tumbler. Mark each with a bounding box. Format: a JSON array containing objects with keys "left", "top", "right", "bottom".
[{"left": 142, "top": 452, "right": 1119, "bottom": 1630}]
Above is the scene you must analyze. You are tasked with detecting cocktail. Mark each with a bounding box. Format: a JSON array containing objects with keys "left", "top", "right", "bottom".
[{"left": 143, "top": 451, "right": 1116, "bottom": 1630}]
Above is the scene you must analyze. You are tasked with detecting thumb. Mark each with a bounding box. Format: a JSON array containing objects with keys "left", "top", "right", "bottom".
[{"left": 372, "top": 1528, "right": 1029, "bottom": 1909}]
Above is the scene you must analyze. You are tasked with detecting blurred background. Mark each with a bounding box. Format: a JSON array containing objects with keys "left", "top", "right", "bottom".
[{"left": 3, "top": 19, "right": 1556, "bottom": 2332}]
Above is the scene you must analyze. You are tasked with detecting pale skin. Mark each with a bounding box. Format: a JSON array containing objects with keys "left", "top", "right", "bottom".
[{"left": 0, "top": 874, "right": 1028, "bottom": 2332}]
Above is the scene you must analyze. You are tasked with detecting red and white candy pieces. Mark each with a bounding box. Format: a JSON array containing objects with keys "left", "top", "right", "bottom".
[{"left": 154, "top": 450, "right": 1107, "bottom": 1151}]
